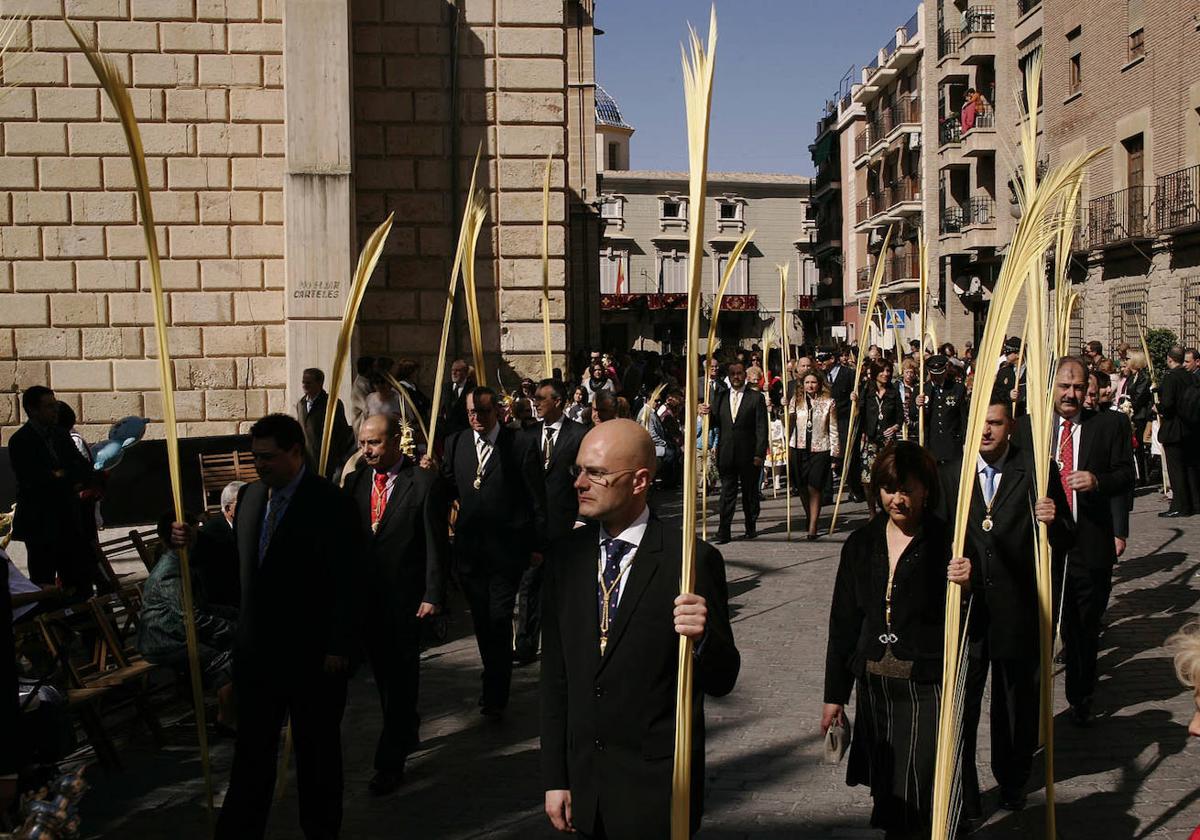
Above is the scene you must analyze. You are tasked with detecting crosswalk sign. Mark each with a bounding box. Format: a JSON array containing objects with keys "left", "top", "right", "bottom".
[{"left": 884, "top": 309, "right": 908, "bottom": 329}]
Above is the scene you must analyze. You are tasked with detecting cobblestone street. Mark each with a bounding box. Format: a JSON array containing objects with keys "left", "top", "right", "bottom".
[{"left": 79, "top": 489, "right": 1200, "bottom": 839}]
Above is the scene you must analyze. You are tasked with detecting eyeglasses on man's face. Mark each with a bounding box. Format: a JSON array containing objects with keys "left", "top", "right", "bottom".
[{"left": 569, "top": 465, "right": 636, "bottom": 486}]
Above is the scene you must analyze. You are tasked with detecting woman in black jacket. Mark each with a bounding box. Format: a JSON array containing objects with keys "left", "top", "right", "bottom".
[
  {"left": 854, "top": 360, "right": 903, "bottom": 518},
  {"left": 822, "top": 441, "right": 971, "bottom": 838}
]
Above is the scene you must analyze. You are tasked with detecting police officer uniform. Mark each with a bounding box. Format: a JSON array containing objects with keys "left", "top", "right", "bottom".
[{"left": 922, "top": 354, "right": 970, "bottom": 518}]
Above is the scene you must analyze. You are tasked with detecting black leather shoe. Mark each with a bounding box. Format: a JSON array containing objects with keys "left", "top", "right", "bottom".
[
  {"left": 1069, "top": 702, "right": 1092, "bottom": 727},
  {"left": 742, "top": 529, "right": 758, "bottom": 540},
  {"left": 369, "top": 770, "right": 405, "bottom": 796},
  {"left": 806, "top": 533, "right": 819, "bottom": 541},
  {"left": 999, "top": 789, "right": 1027, "bottom": 811},
  {"left": 1159, "top": 510, "right": 1187, "bottom": 518},
  {"left": 714, "top": 534, "right": 731, "bottom": 545}
]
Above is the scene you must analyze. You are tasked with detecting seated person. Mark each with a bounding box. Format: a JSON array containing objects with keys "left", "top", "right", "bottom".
[
  {"left": 192, "top": 481, "right": 244, "bottom": 609},
  {"left": 137, "top": 513, "right": 237, "bottom": 727}
]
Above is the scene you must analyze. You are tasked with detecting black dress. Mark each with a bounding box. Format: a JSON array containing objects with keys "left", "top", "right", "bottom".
[{"left": 824, "top": 514, "right": 957, "bottom": 835}]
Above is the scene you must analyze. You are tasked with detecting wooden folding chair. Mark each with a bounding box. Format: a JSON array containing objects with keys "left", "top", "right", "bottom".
[
  {"left": 97, "top": 527, "right": 160, "bottom": 575},
  {"left": 198, "top": 450, "right": 256, "bottom": 516}
]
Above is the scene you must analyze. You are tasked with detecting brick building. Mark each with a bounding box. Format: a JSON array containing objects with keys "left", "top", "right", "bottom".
[
  {"left": 1043, "top": 0, "right": 1200, "bottom": 352},
  {"left": 0, "top": 0, "right": 601, "bottom": 444}
]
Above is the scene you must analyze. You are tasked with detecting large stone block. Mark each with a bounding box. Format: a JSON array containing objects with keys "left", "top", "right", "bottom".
[
  {"left": 231, "top": 225, "right": 283, "bottom": 258},
  {"left": 76, "top": 261, "right": 139, "bottom": 292},
  {"left": 15, "top": 328, "right": 81, "bottom": 360},
  {"left": 72, "top": 193, "right": 137, "bottom": 224},
  {"left": 12, "top": 193, "right": 70, "bottom": 225},
  {"left": 161, "top": 22, "right": 227, "bottom": 53},
  {"left": 105, "top": 224, "right": 167, "bottom": 259},
  {"left": 0, "top": 331, "right": 11, "bottom": 360},
  {"left": 132, "top": 54, "right": 198, "bottom": 87},
  {"left": 497, "top": 57, "right": 563, "bottom": 91},
  {"left": 201, "top": 258, "right": 263, "bottom": 289},
  {"left": 100, "top": 87, "right": 165, "bottom": 122},
  {"left": 497, "top": 91, "right": 564, "bottom": 124},
  {"left": 498, "top": 157, "right": 564, "bottom": 190},
  {"left": 233, "top": 290, "right": 283, "bottom": 323},
  {"left": 498, "top": 190, "right": 565, "bottom": 224},
  {"left": 35, "top": 88, "right": 100, "bottom": 121},
  {"left": 131, "top": 0, "right": 193, "bottom": 19},
  {"left": 68, "top": 53, "right": 130, "bottom": 88},
  {"left": 169, "top": 291, "right": 233, "bottom": 325},
  {"left": 497, "top": 125, "right": 563, "bottom": 157},
  {"left": 107, "top": 291, "right": 156, "bottom": 326},
  {"left": 82, "top": 391, "right": 143, "bottom": 423},
  {"left": 231, "top": 158, "right": 283, "bottom": 190},
  {"left": 198, "top": 54, "right": 262, "bottom": 87},
  {"left": 497, "top": 223, "right": 564, "bottom": 258},
  {"left": 231, "top": 89, "right": 284, "bottom": 123},
  {"left": 65, "top": 0, "right": 129, "bottom": 19},
  {"left": 0, "top": 227, "right": 42, "bottom": 258},
  {"left": 141, "top": 259, "right": 201, "bottom": 290},
  {"left": 14, "top": 261, "right": 73, "bottom": 291},
  {"left": 0, "top": 88, "right": 35, "bottom": 120},
  {"left": 196, "top": 123, "right": 261, "bottom": 157},
  {"left": 235, "top": 355, "right": 287, "bottom": 388},
  {"left": 497, "top": 26, "right": 563, "bottom": 56},
  {"left": 196, "top": 0, "right": 259, "bottom": 21},
  {"left": 202, "top": 324, "right": 264, "bottom": 355},
  {"left": 145, "top": 325, "right": 203, "bottom": 358},
  {"left": 199, "top": 191, "right": 261, "bottom": 224},
  {"left": 5, "top": 122, "right": 67, "bottom": 155},
  {"left": 229, "top": 23, "right": 282, "bottom": 54},
  {"left": 167, "top": 158, "right": 231, "bottom": 191},
  {"left": 143, "top": 389, "right": 204, "bottom": 422},
  {"left": 50, "top": 293, "right": 107, "bottom": 327},
  {"left": 166, "top": 89, "right": 229, "bottom": 123},
  {"left": 203, "top": 388, "right": 247, "bottom": 420},
  {"left": 4, "top": 52, "right": 65, "bottom": 86},
  {"left": 2, "top": 294, "right": 49, "bottom": 326},
  {"left": 96, "top": 20, "right": 159, "bottom": 52},
  {"left": 173, "top": 358, "right": 236, "bottom": 390},
  {"left": 104, "top": 156, "right": 167, "bottom": 190},
  {"left": 149, "top": 191, "right": 200, "bottom": 225},
  {"left": 51, "top": 360, "right": 112, "bottom": 391},
  {"left": 69, "top": 123, "right": 129, "bottom": 156},
  {"left": 82, "top": 326, "right": 142, "bottom": 358},
  {"left": 39, "top": 158, "right": 102, "bottom": 190},
  {"left": 168, "top": 225, "right": 230, "bottom": 259},
  {"left": 43, "top": 227, "right": 105, "bottom": 259},
  {"left": 140, "top": 124, "right": 194, "bottom": 156},
  {"left": 498, "top": 0, "right": 563, "bottom": 25},
  {"left": 111, "top": 359, "right": 159, "bottom": 391},
  {"left": 0, "top": 361, "right": 50, "bottom": 392},
  {"left": 500, "top": 321, "right": 565, "bottom": 353}
]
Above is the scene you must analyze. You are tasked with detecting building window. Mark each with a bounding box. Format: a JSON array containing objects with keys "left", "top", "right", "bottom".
[
  {"left": 599, "top": 248, "right": 629, "bottom": 294},
  {"left": 1019, "top": 45, "right": 1043, "bottom": 110},
  {"left": 1067, "top": 27, "right": 1082, "bottom": 96},
  {"left": 607, "top": 141, "right": 621, "bottom": 170},
  {"left": 1110, "top": 284, "right": 1148, "bottom": 351},
  {"left": 658, "top": 249, "right": 688, "bottom": 293},
  {"left": 659, "top": 196, "right": 688, "bottom": 230},
  {"left": 714, "top": 252, "right": 749, "bottom": 295},
  {"left": 1127, "top": 0, "right": 1145, "bottom": 61},
  {"left": 718, "top": 200, "right": 741, "bottom": 222},
  {"left": 600, "top": 194, "right": 624, "bottom": 220}
]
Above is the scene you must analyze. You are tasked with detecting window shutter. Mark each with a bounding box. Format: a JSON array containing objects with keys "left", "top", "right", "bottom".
[{"left": 1127, "top": 0, "right": 1143, "bottom": 33}]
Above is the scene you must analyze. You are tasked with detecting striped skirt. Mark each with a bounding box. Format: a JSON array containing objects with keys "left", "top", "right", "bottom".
[{"left": 847, "top": 672, "right": 941, "bottom": 836}]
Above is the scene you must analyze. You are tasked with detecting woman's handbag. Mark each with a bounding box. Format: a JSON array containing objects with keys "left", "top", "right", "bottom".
[{"left": 823, "top": 716, "right": 849, "bottom": 765}]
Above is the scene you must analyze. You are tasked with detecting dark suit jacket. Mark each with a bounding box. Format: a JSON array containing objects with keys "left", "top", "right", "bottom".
[
  {"left": 520, "top": 417, "right": 586, "bottom": 544},
  {"left": 296, "top": 391, "right": 353, "bottom": 478},
  {"left": 0, "top": 576, "right": 17, "bottom": 775},
  {"left": 1019, "top": 409, "right": 1135, "bottom": 570},
  {"left": 441, "top": 425, "right": 546, "bottom": 573},
  {"left": 540, "top": 516, "right": 739, "bottom": 839},
  {"left": 232, "top": 470, "right": 363, "bottom": 679},
  {"left": 439, "top": 382, "right": 472, "bottom": 438},
  {"left": 828, "top": 365, "right": 854, "bottom": 426},
  {"left": 963, "top": 442, "right": 1075, "bottom": 660},
  {"left": 922, "top": 378, "right": 970, "bottom": 462},
  {"left": 858, "top": 385, "right": 902, "bottom": 442},
  {"left": 8, "top": 421, "right": 92, "bottom": 544},
  {"left": 710, "top": 387, "right": 769, "bottom": 472},
  {"left": 344, "top": 461, "right": 448, "bottom": 620},
  {"left": 193, "top": 515, "right": 240, "bottom": 608},
  {"left": 1157, "top": 366, "right": 1195, "bottom": 445},
  {"left": 1122, "top": 369, "right": 1152, "bottom": 424},
  {"left": 824, "top": 514, "right": 955, "bottom": 702}
]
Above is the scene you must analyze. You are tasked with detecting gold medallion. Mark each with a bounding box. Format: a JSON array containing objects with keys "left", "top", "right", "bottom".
[
  {"left": 981, "top": 516, "right": 994, "bottom": 532},
  {"left": 473, "top": 476, "right": 482, "bottom": 490}
]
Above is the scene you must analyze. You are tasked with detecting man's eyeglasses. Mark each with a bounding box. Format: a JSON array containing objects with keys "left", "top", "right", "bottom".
[{"left": 569, "top": 465, "right": 636, "bottom": 486}]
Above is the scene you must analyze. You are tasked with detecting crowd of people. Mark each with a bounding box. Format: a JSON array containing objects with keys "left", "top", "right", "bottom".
[{"left": 3, "top": 333, "right": 1200, "bottom": 839}]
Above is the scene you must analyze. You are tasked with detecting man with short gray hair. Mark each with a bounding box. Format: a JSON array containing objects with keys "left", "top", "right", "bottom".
[{"left": 193, "top": 480, "right": 246, "bottom": 609}]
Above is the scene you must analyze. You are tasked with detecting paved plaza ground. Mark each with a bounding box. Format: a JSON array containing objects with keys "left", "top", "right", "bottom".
[{"left": 70, "top": 488, "right": 1200, "bottom": 839}]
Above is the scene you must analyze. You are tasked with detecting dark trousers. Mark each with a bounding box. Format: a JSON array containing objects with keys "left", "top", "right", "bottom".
[
  {"left": 1163, "top": 443, "right": 1199, "bottom": 514},
  {"left": 1058, "top": 558, "right": 1113, "bottom": 708},
  {"left": 366, "top": 615, "right": 421, "bottom": 773},
  {"left": 717, "top": 461, "right": 760, "bottom": 537},
  {"left": 961, "top": 651, "right": 1039, "bottom": 817},
  {"left": 459, "top": 565, "right": 522, "bottom": 710},
  {"left": 514, "top": 563, "right": 544, "bottom": 659},
  {"left": 216, "top": 670, "right": 349, "bottom": 840},
  {"left": 24, "top": 537, "right": 94, "bottom": 595}
]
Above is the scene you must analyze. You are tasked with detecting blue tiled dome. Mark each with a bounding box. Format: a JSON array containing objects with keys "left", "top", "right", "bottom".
[{"left": 596, "top": 84, "right": 632, "bottom": 130}]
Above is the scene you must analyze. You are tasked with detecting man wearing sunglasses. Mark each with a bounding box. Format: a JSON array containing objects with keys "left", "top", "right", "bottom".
[
  {"left": 541, "top": 419, "right": 740, "bottom": 839},
  {"left": 438, "top": 386, "right": 545, "bottom": 719}
]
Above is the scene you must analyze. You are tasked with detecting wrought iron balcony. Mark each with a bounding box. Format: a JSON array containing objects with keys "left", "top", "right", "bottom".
[
  {"left": 884, "top": 176, "right": 920, "bottom": 210},
  {"left": 938, "top": 28, "right": 962, "bottom": 58},
  {"left": 856, "top": 197, "right": 872, "bottom": 225},
  {"left": 1155, "top": 165, "right": 1200, "bottom": 234},
  {"left": 855, "top": 126, "right": 870, "bottom": 159},
  {"left": 886, "top": 251, "right": 921, "bottom": 284},
  {"left": 941, "top": 205, "right": 966, "bottom": 234},
  {"left": 963, "top": 6, "right": 995, "bottom": 34},
  {"left": 1088, "top": 186, "right": 1156, "bottom": 247},
  {"left": 966, "top": 196, "right": 995, "bottom": 226},
  {"left": 939, "top": 119, "right": 962, "bottom": 146}
]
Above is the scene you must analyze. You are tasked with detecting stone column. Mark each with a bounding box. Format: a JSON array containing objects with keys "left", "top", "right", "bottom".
[{"left": 283, "top": 1, "right": 354, "bottom": 410}]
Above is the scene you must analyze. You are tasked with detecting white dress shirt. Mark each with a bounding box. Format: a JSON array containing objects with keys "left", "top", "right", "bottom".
[
  {"left": 597, "top": 506, "right": 650, "bottom": 606},
  {"left": 976, "top": 448, "right": 1009, "bottom": 503},
  {"left": 729, "top": 386, "right": 746, "bottom": 421}
]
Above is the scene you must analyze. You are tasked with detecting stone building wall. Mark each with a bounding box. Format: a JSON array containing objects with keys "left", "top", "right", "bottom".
[
  {"left": 349, "top": 0, "right": 576, "bottom": 390},
  {"left": 0, "top": 0, "right": 285, "bottom": 443}
]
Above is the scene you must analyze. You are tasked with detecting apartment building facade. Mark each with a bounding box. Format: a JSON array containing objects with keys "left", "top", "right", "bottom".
[{"left": 0, "top": 0, "right": 601, "bottom": 444}]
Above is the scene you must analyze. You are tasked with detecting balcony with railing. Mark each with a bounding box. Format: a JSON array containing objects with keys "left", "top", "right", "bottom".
[
  {"left": 854, "top": 125, "right": 870, "bottom": 161},
  {"left": 939, "top": 118, "right": 962, "bottom": 147},
  {"left": 962, "top": 195, "right": 997, "bottom": 249},
  {"left": 1018, "top": 0, "right": 1041, "bottom": 15},
  {"left": 961, "top": 103, "right": 996, "bottom": 158},
  {"left": 961, "top": 6, "right": 996, "bottom": 65},
  {"left": 1155, "top": 165, "right": 1200, "bottom": 234},
  {"left": 883, "top": 176, "right": 921, "bottom": 217},
  {"left": 886, "top": 250, "right": 921, "bottom": 285},
  {"left": 938, "top": 28, "right": 962, "bottom": 61},
  {"left": 963, "top": 6, "right": 995, "bottom": 35},
  {"left": 1088, "top": 186, "right": 1156, "bottom": 248},
  {"left": 940, "top": 205, "right": 966, "bottom": 235},
  {"left": 884, "top": 94, "right": 922, "bottom": 135}
]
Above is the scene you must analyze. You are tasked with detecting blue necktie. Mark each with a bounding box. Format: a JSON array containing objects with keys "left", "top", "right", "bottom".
[
  {"left": 258, "top": 491, "right": 287, "bottom": 565},
  {"left": 598, "top": 538, "right": 633, "bottom": 652},
  {"left": 982, "top": 464, "right": 997, "bottom": 506}
]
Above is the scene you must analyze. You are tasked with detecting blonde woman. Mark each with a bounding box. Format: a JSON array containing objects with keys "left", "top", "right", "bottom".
[
  {"left": 790, "top": 371, "right": 839, "bottom": 540},
  {"left": 1167, "top": 621, "right": 1200, "bottom": 738}
]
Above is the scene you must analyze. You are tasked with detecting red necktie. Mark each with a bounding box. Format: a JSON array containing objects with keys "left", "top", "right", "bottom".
[
  {"left": 1058, "top": 419, "right": 1074, "bottom": 511},
  {"left": 371, "top": 471, "right": 389, "bottom": 528}
]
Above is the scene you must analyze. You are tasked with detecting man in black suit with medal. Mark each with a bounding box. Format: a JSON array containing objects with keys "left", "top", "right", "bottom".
[
  {"left": 345, "top": 413, "right": 448, "bottom": 795},
  {"left": 1031, "top": 357, "right": 1134, "bottom": 725},
  {"left": 178, "top": 413, "right": 363, "bottom": 839},
  {"left": 513, "top": 379, "right": 587, "bottom": 665},
  {"left": 699, "top": 360, "right": 769, "bottom": 544},
  {"left": 436, "top": 386, "right": 545, "bottom": 717},
  {"left": 540, "top": 419, "right": 739, "bottom": 839},
  {"left": 438, "top": 358, "right": 473, "bottom": 438},
  {"left": 958, "top": 399, "right": 1075, "bottom": 823}
]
